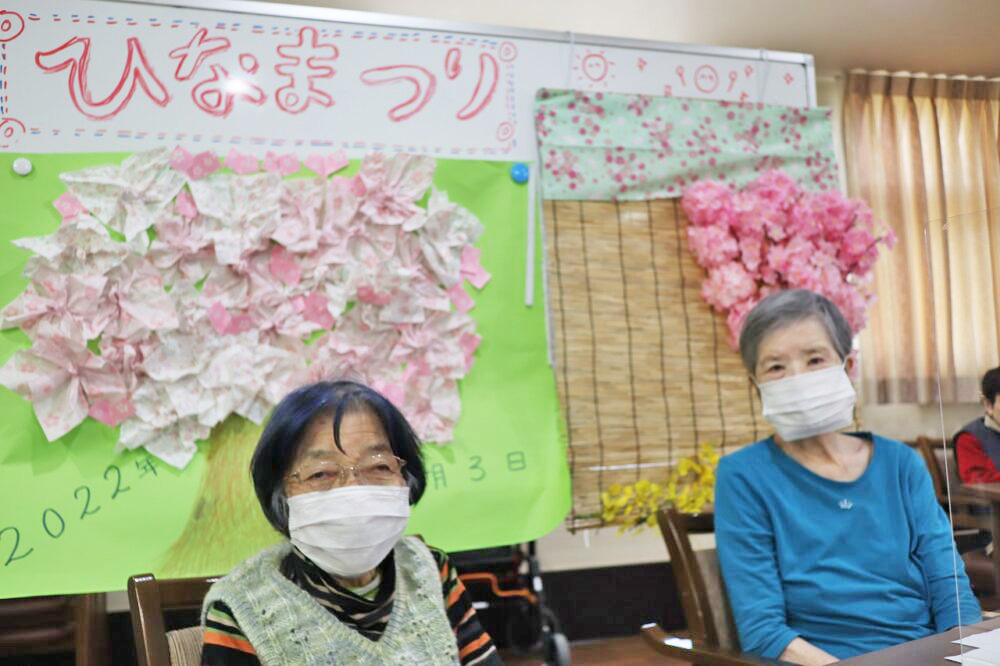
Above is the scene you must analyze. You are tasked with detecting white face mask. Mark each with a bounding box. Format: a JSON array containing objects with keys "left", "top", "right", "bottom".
[
  {"left": 287, "top": 484, "right": 411, "bottom": 578},
  {"left": 756, "top": 363, "right": 857, "bottom": 441}
]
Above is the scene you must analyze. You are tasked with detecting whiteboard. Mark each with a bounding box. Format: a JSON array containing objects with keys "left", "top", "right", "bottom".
[{"left": 0, "top": 0, "right": 816, "bottom": 160}]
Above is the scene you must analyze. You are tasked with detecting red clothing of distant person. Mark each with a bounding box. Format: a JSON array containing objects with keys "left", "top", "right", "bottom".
[{"left": 956, "top": 432, "right": 1000, "bottom": 484}]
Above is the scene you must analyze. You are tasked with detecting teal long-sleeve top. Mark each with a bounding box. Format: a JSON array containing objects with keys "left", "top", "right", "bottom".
[{"left": 715, "top": 433, "right": 981, "bottom": 660}]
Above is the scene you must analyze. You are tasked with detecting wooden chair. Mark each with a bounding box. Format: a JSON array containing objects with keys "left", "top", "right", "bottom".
[
  {"left": 909, "top": 437, "right": 998, "bottom": 602},
  {"left": 127, "top": 573, "right": 221, "bottom": 666},
  {"left": 910, "top": 437, "right": 992, "bottom": 531},
  {"left": 0, "top": 593, "right": 108, "bottom": 665},
  {"left": 641, "top": 623, "right": 787, "bottom": 666},
  {"left": 642, "top": 509, "right": 785, "bottom": 665}
]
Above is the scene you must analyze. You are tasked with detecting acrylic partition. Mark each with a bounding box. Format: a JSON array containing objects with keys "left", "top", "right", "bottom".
[{"left": 926, "top": 201, "right": 1000, "bottom": 665}]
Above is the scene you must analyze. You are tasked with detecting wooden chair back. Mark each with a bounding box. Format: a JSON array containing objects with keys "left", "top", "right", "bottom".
[
  {"left": 127, "top": 573, "right": 220, "bottom": 666},
  {"left": 656, "top": 509, "right": 739, "bottom": 652},
  {"left": 910, "top": 437, "right": 992, "bottom": 530},
  {"left": 0, "top": 593, "right": 107, "bottom": 665},
  {"left": 910, "top": 437, "right": 948, "bottom": 501}
]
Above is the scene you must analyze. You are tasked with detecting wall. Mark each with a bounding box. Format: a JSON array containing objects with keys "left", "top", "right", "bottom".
[{"left": 258, "top": 0, "right": 1000, "bottom": 76}]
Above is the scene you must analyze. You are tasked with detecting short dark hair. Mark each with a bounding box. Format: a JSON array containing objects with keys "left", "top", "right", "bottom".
[
  {"left": 250, "top": 380, "right": 426, "bottom": 537},
  {"left": 983, "top": 367, "right": 1000, "bottom": 404},
  {"left": 739, "top": 289, "right": 853, "bottom": 375}
]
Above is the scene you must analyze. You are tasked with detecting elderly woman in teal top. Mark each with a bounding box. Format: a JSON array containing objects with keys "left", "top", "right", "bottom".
[{"left": 715, "top": 289, "right": 980, "bottom": 666}]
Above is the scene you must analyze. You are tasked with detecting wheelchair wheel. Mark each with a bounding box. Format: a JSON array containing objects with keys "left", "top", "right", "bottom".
[{"left": 545, "top": 631, "right": 571, "bottom": 666}]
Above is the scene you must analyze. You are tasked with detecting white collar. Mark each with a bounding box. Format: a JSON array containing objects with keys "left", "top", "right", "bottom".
[{"left": 985, "top": 414, "right": 1000, "bottom": 433}]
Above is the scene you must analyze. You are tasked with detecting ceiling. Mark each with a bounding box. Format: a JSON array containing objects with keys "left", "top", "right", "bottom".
[{"left": 250, "top": 0, "right": 1000, "bottom": 77}]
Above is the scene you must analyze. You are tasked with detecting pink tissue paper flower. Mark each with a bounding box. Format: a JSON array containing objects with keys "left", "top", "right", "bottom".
[
  {"left": 174, "top": 190, "right": 198, "bottom": 221},
  {"left": 171, "top": 147, "right": 221, "bottom": 180},
  {"left": 263, "top": 151, "right": 300, "bottom": 177},
  {"left": 681, "top": 180, "right": 734, "bottom": 228},
  {"left": 681, "top": 169, "right": 894, "bottom": 348},
  {"left": 701, "top": 263, "right": 758, "bottom": 311},
  {"left": 224, "top": 149, "right": 259, "bottom": 175},
  {"left": 305, "top": 151, "right": 350, "bottom": 178},
  {"left": 686, "top": 224, "right": 739, "bottom": 268},
  {"left": 54, "top": 192, "right": 86, "bottom": 220}
]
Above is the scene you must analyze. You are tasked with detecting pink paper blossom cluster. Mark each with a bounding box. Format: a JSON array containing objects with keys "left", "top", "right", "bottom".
[
  {"left": 0, "top": 148, "right": 490, "bottom": 468},
  {"left": 681, "top": 170, "right": 896, "bottom": 348}
]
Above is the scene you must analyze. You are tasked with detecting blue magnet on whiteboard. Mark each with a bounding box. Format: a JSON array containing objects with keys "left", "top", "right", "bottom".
[
  {"left": 510, "top": 162, "right": 530, "bottom": 184},
  {"left": 11, "top": 157, "right": 32, "bottom": 176}
]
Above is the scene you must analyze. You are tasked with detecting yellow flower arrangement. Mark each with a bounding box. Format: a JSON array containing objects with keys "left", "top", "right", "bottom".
[{"left": 600, "top": 441, "right": 720, "bottom": 532}]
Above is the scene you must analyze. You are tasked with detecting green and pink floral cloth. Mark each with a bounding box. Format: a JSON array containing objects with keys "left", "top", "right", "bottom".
[{"left": 534, "top": 89, "right": 838, "bottom": 200}]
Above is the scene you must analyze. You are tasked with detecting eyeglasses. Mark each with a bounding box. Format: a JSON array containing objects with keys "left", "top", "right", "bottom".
[{"left": 286, "top": 454, "right": 407, "bottom": 491}]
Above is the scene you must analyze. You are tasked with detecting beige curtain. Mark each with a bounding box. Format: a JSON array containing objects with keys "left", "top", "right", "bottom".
[{"left": 843, "top": 72, "right": 1000, "bottom": 404}]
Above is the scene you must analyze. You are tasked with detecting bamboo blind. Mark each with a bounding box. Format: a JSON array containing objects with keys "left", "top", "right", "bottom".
[{"left": 543, "top": 199, "right": 764, "bottom": 529}]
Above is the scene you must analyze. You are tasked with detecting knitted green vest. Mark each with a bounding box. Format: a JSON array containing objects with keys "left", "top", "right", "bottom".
[{"left": 201, "top": 536, "right": 460, "bottom": 665}]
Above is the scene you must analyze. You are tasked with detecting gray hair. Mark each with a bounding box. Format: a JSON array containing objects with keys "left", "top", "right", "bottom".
[{"left": 738, "top": 289, "right": 853, "bottom": 375}]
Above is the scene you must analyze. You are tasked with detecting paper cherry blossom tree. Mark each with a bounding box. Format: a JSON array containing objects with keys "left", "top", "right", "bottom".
[
  {"left": 0, "top": 148, "right": 491, "bottom": 468},
  {"left": 681, "top": 170, "right": 896, "bottom": 349}
]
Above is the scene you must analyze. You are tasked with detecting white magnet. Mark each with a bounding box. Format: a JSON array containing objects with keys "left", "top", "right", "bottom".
[{"left": 11, "top": 157, "right": 32, "bottom": 176}]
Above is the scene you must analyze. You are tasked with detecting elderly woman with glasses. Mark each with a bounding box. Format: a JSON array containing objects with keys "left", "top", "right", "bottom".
[
  {"left": 715, "top": 289, "right": 980, "bottom": 666},
  {"left": 200, "top": 380, "right": 501, "bottom": 665}
]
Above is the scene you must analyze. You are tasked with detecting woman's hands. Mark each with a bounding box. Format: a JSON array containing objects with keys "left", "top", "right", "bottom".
[{"left": 779, "top": 637, "right": 839, "bottom": 665}]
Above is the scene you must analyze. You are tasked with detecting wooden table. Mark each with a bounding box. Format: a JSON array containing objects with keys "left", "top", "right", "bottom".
[
  {"left": 837, "top": 616, "right": 1000, "bottom": 664},
  {"left": 643, "top": 619, "right": 1000, "bottom": 665},
  {"left": 961, "top": 483, "right": 1000, "bottom": 594}
]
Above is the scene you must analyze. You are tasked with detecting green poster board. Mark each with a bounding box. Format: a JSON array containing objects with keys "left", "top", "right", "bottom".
[{"left": 0, "top": 154, "right": 570, "bottom": 599}]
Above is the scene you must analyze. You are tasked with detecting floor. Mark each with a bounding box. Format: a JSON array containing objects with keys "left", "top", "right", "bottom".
[{"left": 501, "top": 634, "right": 689, "bottom": 665}]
